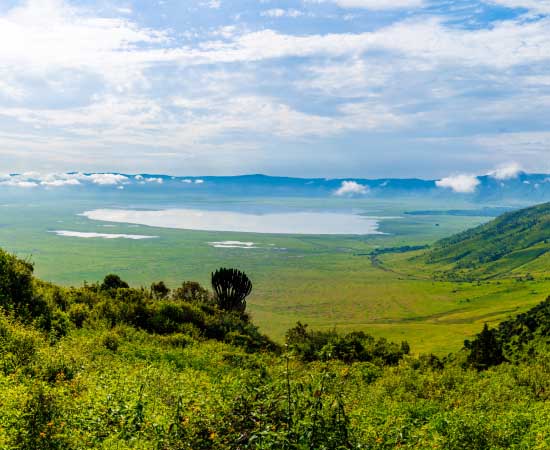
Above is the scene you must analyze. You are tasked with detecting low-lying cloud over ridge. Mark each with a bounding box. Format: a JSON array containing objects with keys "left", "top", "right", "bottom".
[
  {"left": 334, "top": 181, "right": 369, "bottom": 196},
  {"left": 436, "top": 174, "right": 481, "bottom": 193}
]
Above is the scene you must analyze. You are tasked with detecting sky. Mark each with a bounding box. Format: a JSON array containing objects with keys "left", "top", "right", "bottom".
[{"left": 0, "top": 0, "right": 549, "bottom": 178}]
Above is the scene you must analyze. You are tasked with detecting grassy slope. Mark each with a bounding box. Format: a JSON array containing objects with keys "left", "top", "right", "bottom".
[{"left": 423, "top": 202, "right": 550, "bottom": 279}]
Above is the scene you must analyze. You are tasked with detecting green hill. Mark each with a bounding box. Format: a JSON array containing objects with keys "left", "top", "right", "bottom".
[{"left": 423, "top": 201, "right": 550, "bottom": 280}]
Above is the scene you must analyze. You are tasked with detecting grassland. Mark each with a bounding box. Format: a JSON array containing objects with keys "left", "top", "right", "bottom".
[{"left": 0, "top": 192, "right": 546, "bottom": 355}]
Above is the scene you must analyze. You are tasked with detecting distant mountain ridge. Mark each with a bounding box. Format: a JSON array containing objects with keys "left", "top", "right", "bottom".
[
  {"left": 4, "top": 171, "right": 550, "bottom": 202},
  {"left": 423, "top": 202, "right": 550, "bottom": 280},
  {"left": 82, "top": 172, "right": 550, "bottom": 201}
]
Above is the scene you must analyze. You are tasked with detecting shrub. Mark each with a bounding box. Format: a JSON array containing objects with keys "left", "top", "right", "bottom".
[
  {"left": 100, "top": 274, "right": 129, "bottom": 291},
  {"left": 68, "top": 303, "right": 90, "bottom": 328},
  {"left": 286, "top": 323, "right": 405, "bottom": 365},
  {"left": 101, "top": 331, "right": 120, "bottom": 352},
  {"left": 14, "top": 383, "right": 71, "bottom": 450},
  {"left": 0, "top": 250, "right": 34, "bottom": 315},
  {"left": 172, "top": 281, "right": 211, "bottom": 304},
  {"left": 0, "top": 316, "right": 42, "bottom": 374},
  {"left": 151, "top": 281, "right": 170, "bottom": 299}
]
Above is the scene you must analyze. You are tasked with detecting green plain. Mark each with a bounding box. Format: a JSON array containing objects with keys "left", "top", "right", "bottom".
[{"left": 1, "top": 194, "right": 546, "bottom": 355}]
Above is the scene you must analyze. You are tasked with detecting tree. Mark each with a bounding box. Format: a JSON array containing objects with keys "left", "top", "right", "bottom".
[
  {"left": 211, "top": 268, "right": 252, "bottom": 313},
  {"left": 172, "top": 281, "right": 211, "bottom": 304},
  {"left": 100, "top": 274, "right": 129, "bottom": 291},
  {"left": 151, "top": 281, "right": 170, "bottom": 300},
  {"left": 0, "top": 250, "right": 34, "bottom": 315},
  {"left": 465, "top": 323, "right": 505, "bottom": 370}
]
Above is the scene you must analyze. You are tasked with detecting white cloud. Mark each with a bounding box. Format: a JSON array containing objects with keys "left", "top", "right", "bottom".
[
  {"left": 0, "top": 1, "right": 549, "bottom": 174},
  {"left": 40, "top": 178, "right": 81, "bottom": 187},
  {"left": 484, "top": 0, "right": 550, "bottom": 14},
  {"left": 327, "top": 0, "right": 425, "bottom": 9},
  {"left": 489, "top": 163, "right": 523, "bottom": 180},
  {"left": 261, "top": 9, "right": 303, "bottom": 18},
  {"left": 436, "top": 174, "right": 480, "bottom": 193},
  {"left": 88, "top": 173, "right": 130, "bottom": 185},
  {"left": 0, "top": 179, "right": 38, "bottom": 188},
  {"left": 334, "top": 180, "right": 369, "bottom": 196}
]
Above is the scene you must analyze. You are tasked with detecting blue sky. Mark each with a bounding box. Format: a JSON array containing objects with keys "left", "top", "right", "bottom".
[{"left": 0, "top": 0, "right": 549, "bottom": 178}]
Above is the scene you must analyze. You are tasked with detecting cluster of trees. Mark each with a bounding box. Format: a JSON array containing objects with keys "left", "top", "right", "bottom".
[
  {"left": 286, "top": 322, "right": 409, "bottom": 365},
  {"left": 0, "top": 248, "right": 275, "bottom": 353},
  {"left": 465, "top": 296, "right": 550, "bottom": 369}
]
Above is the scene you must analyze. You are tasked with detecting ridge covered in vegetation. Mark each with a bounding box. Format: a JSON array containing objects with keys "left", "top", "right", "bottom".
[
  {"left": 1, "top": 246, "right": 550, "bottom": 448},
  {"left": 423, "top": 201, "right": 550, "bottom": 280}
]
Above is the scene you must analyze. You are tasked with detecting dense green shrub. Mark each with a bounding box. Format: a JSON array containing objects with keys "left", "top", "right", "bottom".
[
  {"left": 101, "top": 274, "right": 130, "bottom": 291},
  {"left": 172, "top": 281, "right": 211, "bottom": 304},
  {"left": 0, "top": 316, "right": 41, "bottom": 374},
  {"left": 286, "top": 322, "right": 407, "bottom": 365},
  {"left": 151, "top": 281, "right": 170, "bottom": 299}
]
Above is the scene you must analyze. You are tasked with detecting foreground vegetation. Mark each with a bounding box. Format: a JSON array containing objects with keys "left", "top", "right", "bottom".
[{"left": 1, "top": 245, "right": 550, "bottom": 449}]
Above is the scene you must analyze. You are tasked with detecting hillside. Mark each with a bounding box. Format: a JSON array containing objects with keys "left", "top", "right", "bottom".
[{"left": 423, "top": 202, "right": 550, "bottom": 280}]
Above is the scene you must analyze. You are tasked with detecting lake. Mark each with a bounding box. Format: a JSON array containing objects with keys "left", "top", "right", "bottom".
[{"left": 81, "top": 208, "right": 389, "bottom": 235}]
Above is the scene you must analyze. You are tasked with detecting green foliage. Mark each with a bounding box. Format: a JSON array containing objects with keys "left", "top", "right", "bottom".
[
  {"left": 465, "top": 323, "right": 506, "bottom": 370},
  {"left": 151, "top": 281, "right": 170, "bottom": 299},
  {"left": 466, "top": 296, "right": 550, "bottom": 369},
  {"left": 2, "top": 244, "right": 550, "bottom": 447},
  {"left": 101, "top": 274, "right": 130, "bottom": 291},
  {"left": 0, "top": 315, "right": 41, "bottom": 374},
  {"left": 13, "top": 383, "right": 71, "bottom": 450},
  {"left": 172, "top": 281, "right": 211, "bottom": 304},
  {"left": 286, "top": 322, "right": 407, "bottom": 365},
  {"left": 211, "top": 268, "right": 252, "bottom": 313},
  {"left": 0, "top": 250, "right": 34, "bottom": 314}
]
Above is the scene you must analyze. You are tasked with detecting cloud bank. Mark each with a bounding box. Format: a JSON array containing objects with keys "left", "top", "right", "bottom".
[
  {"left": 489, "top": 163, "right": 523, "bottom": 180},
  {"left": 436, "top": 175, "right": 481, "bottom": 193}
]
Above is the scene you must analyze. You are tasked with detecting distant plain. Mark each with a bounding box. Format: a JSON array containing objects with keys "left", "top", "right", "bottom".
[{"left": 1, "top": 187, "right": 545, "bottom": 354}]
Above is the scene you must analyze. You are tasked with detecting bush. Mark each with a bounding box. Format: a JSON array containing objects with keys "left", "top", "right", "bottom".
[
  {"left": 151, "top": 281, "right": 170, "bottom": 299},
  {"left": 14, "top": 383, "right": 71, "bottom": 450},
  {"left": 0, "top": 316, "right": 42, "bottom": 374},
  {"left": 0, "top": 250, "right": 34, "bottom": 316},
  {"left": 286, "top": 322, "right": 406, "bottom": 365},
  {"left": 100, "top": 274, "right": 129, "bottom": 291},
  {"left": 172, "top": 281, "right": 211, "bottom": 304},
  {"left": 101, "top": 331, "right": 120, "bottom": 352},
  {"left": 68, "top": 303, "right": 90, "bottom": 328}
]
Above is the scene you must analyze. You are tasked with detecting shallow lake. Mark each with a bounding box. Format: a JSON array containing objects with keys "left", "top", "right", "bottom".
[{"left": 81, "top": 208, "right": 390, "bottom": 235}]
